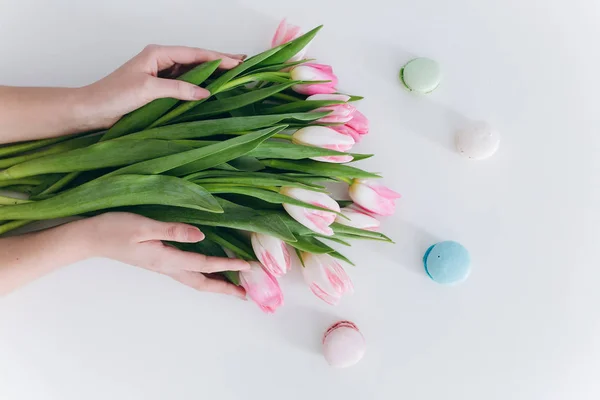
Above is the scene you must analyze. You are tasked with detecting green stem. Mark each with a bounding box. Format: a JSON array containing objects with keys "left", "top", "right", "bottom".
[
  {"left": 35, "top": 172, "right": 79, "bottom": 198},
  {"left": 0, "top": 170, "right": 80, "bottom": 236},
  {"left": 218, "top": 72, "right": 291, "bottom": 92},
  {"left": 0, "top": 195, "right": 32, "bottom": 205},
  {"left": 337, "top": 177, "right": 353, "bottom": 184},
  {"left": 0, "top": 220, "right": 32, "bottom": 235},
  {"left": 222, "top": 132, "right": 292, "bottom": 141},
  {"left": 0, "top": 178, "right": 43, "bottom": 188}
]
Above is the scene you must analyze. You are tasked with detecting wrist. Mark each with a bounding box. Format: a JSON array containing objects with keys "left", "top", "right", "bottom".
[
  {"left": 69, "top": 86, "right": 112, "bottom": 132},
  {"left": 58, "top": 217, "right": 103, "bottom": 260}
]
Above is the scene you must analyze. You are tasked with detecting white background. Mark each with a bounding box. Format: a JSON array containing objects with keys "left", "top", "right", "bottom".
[{"left": 1, "top": 0, "right": 599, "bottom": 399}]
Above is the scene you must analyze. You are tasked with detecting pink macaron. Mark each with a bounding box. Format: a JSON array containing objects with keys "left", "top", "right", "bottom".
[{"left": 322, "top": 321, "right": 366, "bottom": 368}]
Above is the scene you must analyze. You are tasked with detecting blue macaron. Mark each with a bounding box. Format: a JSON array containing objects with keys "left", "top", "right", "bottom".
[{"left": 423, "top": 241, "right": 471, "bottom": 284}]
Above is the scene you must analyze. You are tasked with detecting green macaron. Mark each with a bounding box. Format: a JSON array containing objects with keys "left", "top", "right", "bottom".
[{"left": 400, "top": 57, "right": 442, "bottom": 93}]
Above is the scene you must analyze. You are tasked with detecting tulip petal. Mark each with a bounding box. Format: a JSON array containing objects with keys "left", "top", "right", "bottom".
[
  {"left": 307, "top": 93, "right": 351, "bottom": 102},
  {"left": 239, "top": 262, "right": 284, "bottom": 313},
  {"left": 251, "top": 233, "right": 291, "bottom": 277},
  {"left": 335, "top": 207, "right": 381, "bottom": 230},
  {"left": 349, "top": 180, "right": 400, "bottom": 216},
  {"left": 301, "top": 253, "right": 353, "bottom": 305},
  {"left": 347, "top": 110, "right": 369, "bottom": 135}
]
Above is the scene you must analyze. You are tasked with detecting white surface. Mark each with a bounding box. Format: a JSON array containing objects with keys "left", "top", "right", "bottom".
[{"left": 1, "top": 0, "right": 599, "bottom": 399}]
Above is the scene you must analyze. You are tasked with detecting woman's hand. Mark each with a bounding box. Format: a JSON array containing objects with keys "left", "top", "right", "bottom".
[
  {"left": 0, "top": 45, "right": 244, "bottom": 143},
  {"left": 0, "top": 213, "right": 250, "bottom": 298},
  {"left": 80, "top": 212, "right": 250, "bottom": 298},
  {"left": 80, "top": 45, "right": 245, "bottom": 129}
]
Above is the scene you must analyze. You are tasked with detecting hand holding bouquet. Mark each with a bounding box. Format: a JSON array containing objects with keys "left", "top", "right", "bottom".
[{"left": 0, "top": 20, "right": 399, "bottom": 312}]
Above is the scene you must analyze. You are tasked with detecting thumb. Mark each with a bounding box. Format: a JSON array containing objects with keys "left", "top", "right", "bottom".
[
  {"left": 139, "top": 220, "right": 205, "bottom": 243},
  {"left": 146, "top": 77, "right": 211, "bottom": 101}
]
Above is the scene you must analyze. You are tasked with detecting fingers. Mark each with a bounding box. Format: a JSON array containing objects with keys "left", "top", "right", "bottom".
[
  {"left": 143, "top": 44, "right": 242, "bottom": 70},
  {"left": 160, "top": 246, "right": 251, "bottom": 273},
  {"left": 138, "top": 220, "right": 205, "bottom": 243},
  {"left": 146, "top": 78, "right": 211, "bottom": 102},
  {"left": 170, "top": 270, "right": 247, "bottom": 299}
]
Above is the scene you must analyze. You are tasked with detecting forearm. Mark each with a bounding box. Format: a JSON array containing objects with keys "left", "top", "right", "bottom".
[
  {"left": 0, "top": 86, "right": 100, "bottom": 144},
  {"left": 0, "top": 219, "right": 93, "bottom": 296}
]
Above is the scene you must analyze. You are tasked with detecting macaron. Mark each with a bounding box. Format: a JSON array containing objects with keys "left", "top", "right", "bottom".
[
  {"left": 423, "top": 241, "right": 471, "bottom": 284},
  {"left": 322, "top": 320, "right": 366, "bottom": 368},
  {"left": 400, "top": 57, "right": 442, "bottom": 93},
  {"left": 455, "top": 122, "right": 500, "bottom": 160}
]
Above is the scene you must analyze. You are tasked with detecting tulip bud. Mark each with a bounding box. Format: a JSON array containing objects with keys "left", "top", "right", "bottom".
[
  {"left": 239, "top": 261, "right": 284, "bottom": 314},
  {"left": 331, "top": 110, "right": 369, "bottom": 143},
  {"left": 292, "top": 126, "right": 354, "bottom": 163},
  {"left": 300, "top": 252, "right": 354, "bottom": 305},
  {"left": 271, "top": 19, "right": 308, "bottom": 61},
  {"left": 280, "top": 187, "right": 340, "bottom": 236},
  {"left": 335, "top": 207, "right": 380, "bottom": 231},
  {"left": 291, "top": 63, "right": 338, "bottom": 95},
  {"left": 348, "top": 179, "right": 401, "bottom": 216},
  {"left": 250, "top": 233, "right": 291, "bottom": 277},
  {"left": 307, "top": 94, "right": 356, "bottom": 124}
]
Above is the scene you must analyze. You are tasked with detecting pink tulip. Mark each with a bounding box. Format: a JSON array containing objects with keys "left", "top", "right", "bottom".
[
  {"left": 280, "top": 187, "right": 340, "bottom": 236},
  {"left": 348, "top": 179, "right": 401, "bottom": 216},
  {"left": 291, "top": 63, "right": 338, "bottom": 95},
  {"left": 250, "top": 233, "right": 291, "bottom": 277},
  {"left": 239, "top": 261, "right": 284, "bottom": 314},
  {"left": 292, "top": 126, "right": 354, "bottom": 163},
  {"left": 307, "top": 94, "right": 356, "bottom": 124},
  {"left": 332, "top": 109, "right": 370, "bottom": 142},
  {"left": 301, "top": 253, "right": 354, "bottom": 305},
  {"left": 335, "top": 207, "right": 380, "bottom": 231},
  {"left": 271, "top": 19, "right": 307, "bottom": 62}
]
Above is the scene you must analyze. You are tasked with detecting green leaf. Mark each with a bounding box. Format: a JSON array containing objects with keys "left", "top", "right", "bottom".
[
  {"left": 349, "top": 153, "right": 374, "bottom": 162},
  {"left": 0, "top": 132, "right": 91, "bottom": 159},
  {"left": 261, "top": 100, "right": 343, "bottom": 114},
  {"left": 248, "top": 141, "right": 364, "bottom": 161},
  {"left": 191, "top": 175, "right": 326, "bottom": 192},
  {"left": 261, "top": 159, "right": 381, "bottom": 179},
  {"left": 227, "top": 156, "right": 264, "bottom": 172},
  {"left": 215, "top": 89, "right": 255, "bottom": 118},
  {"left": 101, "top": 60, "right": 222, "bottom": 140},
  {"left": 318, "top": 235, "right": 352, "bottom": 246},
  {"left": 244, "top": 59, "right": 311, "bottom": 75},
  {"left": 286, "top": 235, "right": 335, "bottom": 254},
  {"left": 0, "top": 135, "right": 100, "bottom": 169},
  {"left": 347, "top": 95, "right": 364, "bottom": 102},
  {"left": 27, "top": 174, "right": 65, "bottom": 196},
  {"left": 118, "top": 112, "right": 327, "bottom": 141},
  {"left": 257, "top": 25, "right": 323, "bottom": 66},
  {"left": 149, "top": 46, "right": 283, "bottom": 127},
  {"left": 200, "top": 184, "right": 343, "bottom": 216},
  {"left": 0, "top": 177, "right": 44, "bottom": 188},
  {"left": 172, "top": 83, "right": 297, "bottom": 123},
  {"left": 336, "top": 200, "right": 354, "bottom": 208},
  {"left": 184, "top": 170, "right": 331, "bottom": 187},
  {"left": 331, "top": 222, "right": 394, "bottom": 243},
  {"left": 329, "top": 250, "right": 355, "bottom": 266},
  {"left": 164, "top": 126, "right": 287, "bottom": 177},
  {"left": 104, "top": 126, "right": 283, "bottom": 178},
  {"left": 202, "top": 227, "right": 256, "bottom": 261},
  {"left": 0, "top": 175, "right": 222, "bottom": 220},
  {"left": 0, "top": 140, "right": 194, "bottom": 180},
  {"left": 131, "top": 201, "right": 296, "bottom": 242}
]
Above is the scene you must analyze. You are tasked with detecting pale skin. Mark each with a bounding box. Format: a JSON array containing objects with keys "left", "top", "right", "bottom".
[{"left": 0, "top": 45, "right": 251, "bottom": 297}]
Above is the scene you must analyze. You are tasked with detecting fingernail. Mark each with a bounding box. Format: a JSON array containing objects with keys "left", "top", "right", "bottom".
[
  {"left": 236, "top": 54, "right": 247, "bottom": 60},
  {"left": 188, "top": 227, "right": 204, "bottom": 241},
  {"left": 192, "top": 87, "right": 210, "bottom": 99}
]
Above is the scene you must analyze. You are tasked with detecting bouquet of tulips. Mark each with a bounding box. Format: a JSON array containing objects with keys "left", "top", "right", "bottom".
[{"left": 0, "top": 20, "right": 399, "bottom": 312}]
